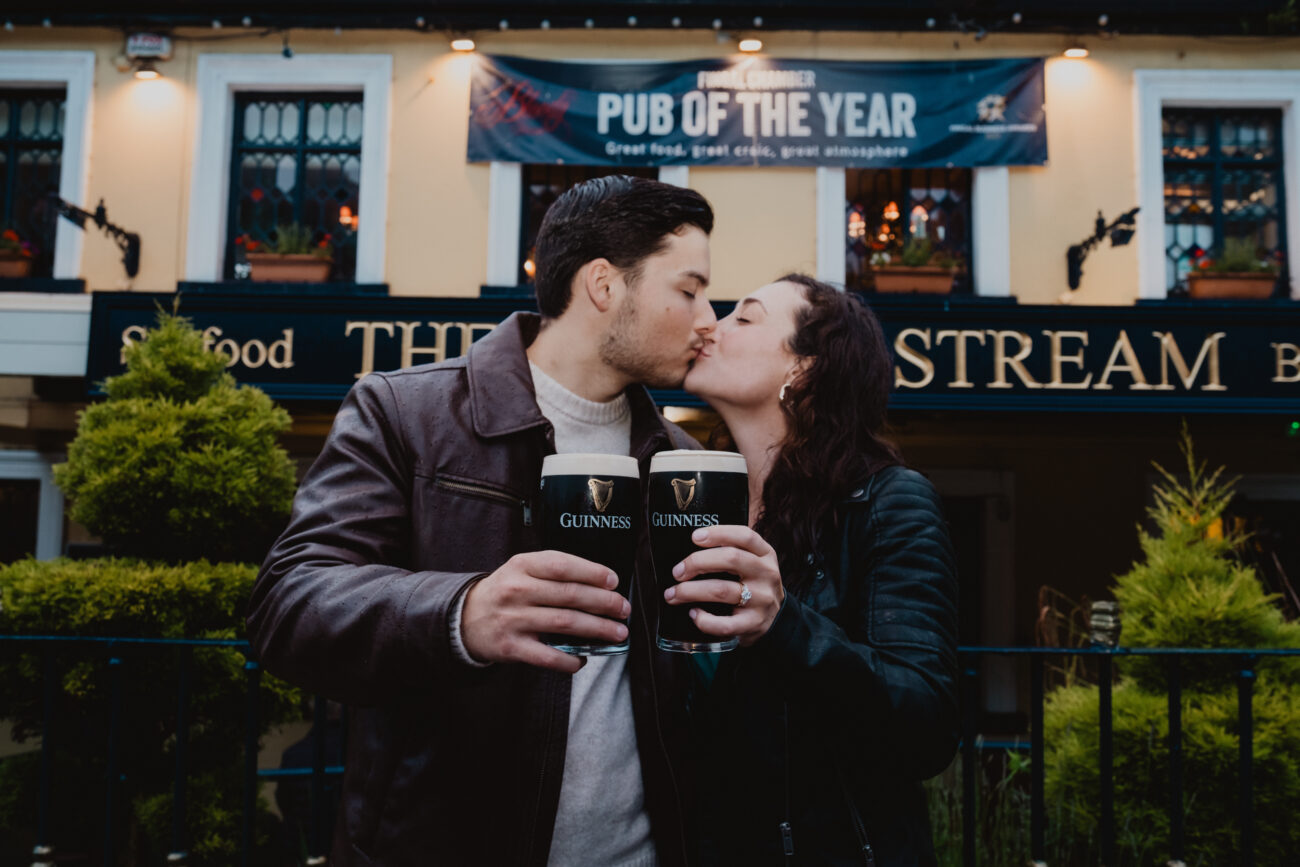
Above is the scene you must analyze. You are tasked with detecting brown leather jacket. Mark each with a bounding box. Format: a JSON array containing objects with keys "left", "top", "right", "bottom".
[{"left": 247, "top": 313, "right": 699, "bottom": 866}]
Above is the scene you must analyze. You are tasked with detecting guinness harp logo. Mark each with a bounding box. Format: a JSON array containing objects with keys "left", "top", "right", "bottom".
[
  {"left": 671, "top": 478, "right": 697, "bottom": 511},
  {"left": 588, "top": 478, "right": 615, "bottom": 513}
]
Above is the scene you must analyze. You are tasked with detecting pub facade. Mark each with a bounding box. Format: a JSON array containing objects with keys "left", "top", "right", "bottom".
[{"left": 1, "top": 1, "right": 1298, "bottom": 727}]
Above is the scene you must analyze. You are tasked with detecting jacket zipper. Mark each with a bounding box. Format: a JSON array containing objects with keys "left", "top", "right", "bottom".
[{"left": 433, "top": 477, "right": 532, "bottom": 526}]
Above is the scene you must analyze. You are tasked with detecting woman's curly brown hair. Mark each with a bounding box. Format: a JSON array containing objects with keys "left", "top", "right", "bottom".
[{"left": 752, "top": 274, "right": 902, "bottom": 589}]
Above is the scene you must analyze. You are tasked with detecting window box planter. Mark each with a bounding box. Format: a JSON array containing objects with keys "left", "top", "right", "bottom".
[
  {"left": 1186, "top": 272, "right": 1277, "bottom": 300},
  {"left": 246, "top": 253, "right": 331, "bottom": 283},
  {"left": 872, "top": 266, "right": 956, "bottom": 294},
  {"left": 0, "top": 253, "right": 34, "bottom": 279}
]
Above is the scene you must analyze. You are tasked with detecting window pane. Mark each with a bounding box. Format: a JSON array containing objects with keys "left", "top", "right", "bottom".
[
  {"left": 1, "top": 88, "right": 67, "bottom": 280},
  {"left": 227, "top": 93, "right": 363, "bottom": 281},
  {"left": 517, "top": 165, "right": 657, "bottom": 286},
  {"left": 845, "top": 168, "right": 973, "bottom": 294}
]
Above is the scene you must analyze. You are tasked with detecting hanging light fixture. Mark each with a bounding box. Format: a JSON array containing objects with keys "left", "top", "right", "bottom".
[
  {"left": 133, "top": 59, "right": 161, "bottom": 80},
  {"left": 1063, "top": 44, "right": 1089, "bottom": 58},
  {"left": 450, "top": 37, "right": 476, "bottom": 52},
  {"left": 738, "top": 38, "right": 763, "bottom": 53}
]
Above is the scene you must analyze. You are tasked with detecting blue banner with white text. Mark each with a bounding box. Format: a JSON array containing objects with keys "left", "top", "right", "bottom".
[{"left": 467, "top": 54, "right": 1047, "bottom": 168}]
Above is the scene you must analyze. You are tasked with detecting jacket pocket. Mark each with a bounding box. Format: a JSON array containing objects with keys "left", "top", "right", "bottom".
[{"left": 429, "top": 474, "right": 533, "bottom": 526}]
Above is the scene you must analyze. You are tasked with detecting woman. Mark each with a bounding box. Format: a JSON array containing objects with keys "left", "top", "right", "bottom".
[{"left": 667, "top": 274, "right": 959, "bottom": 866}]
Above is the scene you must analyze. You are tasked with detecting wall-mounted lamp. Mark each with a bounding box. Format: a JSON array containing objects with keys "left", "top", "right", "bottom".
[
  {"left": 738, "top": 38, "right": 763, "bottom": 53},
  {"left": 126, "top": 32, "right": 171, "bottom": 79},
  {"left": 451, "top": 37, "right": 476, "bottom": 52},
  {"left": 1066, "top": 207, "right": 1139, "bottom": 290},
  {"left": 1063, "top": 44, "right": 1089, "bottom": 58},
  {"left": 133, "top": 60, "right": 161, "bottom": 80}
]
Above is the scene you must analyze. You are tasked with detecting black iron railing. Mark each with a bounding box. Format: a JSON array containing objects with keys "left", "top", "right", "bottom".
[{"left": 2, "top": 637, "right": 1297, "bottom": 866}]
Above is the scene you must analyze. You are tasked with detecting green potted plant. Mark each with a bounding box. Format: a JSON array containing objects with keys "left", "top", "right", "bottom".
[
  {"left": 1187, "top": 237, "right": 1280, "bottom": 299},
  {"left": 0, "top": 227, "right": 36, "bottom": 279},
  {"left": 241, "top": 222, "right": 333, "bottom": 283},
  {"left": 869, "top": 236, "right": 962, "bottom": 294}
]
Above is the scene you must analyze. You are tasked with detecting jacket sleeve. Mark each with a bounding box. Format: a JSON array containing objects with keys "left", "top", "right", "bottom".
[
  {"left": 752, "top": 467, "right": 959, "bottom": 780},
  {"left": 245, "top": 373, "right": 487, "bottom": 706}
]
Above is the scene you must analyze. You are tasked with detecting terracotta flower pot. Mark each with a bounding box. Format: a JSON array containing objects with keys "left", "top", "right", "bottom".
[
  {"left": 246, "top": 252, "right": 332, "bottom": 283},
  {"left": 1186, "top": 271, "right": 1277, "bottom": 300},
  {"left": 0, "top": 253, "right": 34, "bottom": 279},
  {"left": 872, "top": 266, "right": 956, "bottom": 294}
]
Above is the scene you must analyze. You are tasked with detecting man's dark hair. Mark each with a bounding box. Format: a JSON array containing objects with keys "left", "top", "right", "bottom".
[{"left": 532, "top": 175, "right": 714, "bottom": 318}]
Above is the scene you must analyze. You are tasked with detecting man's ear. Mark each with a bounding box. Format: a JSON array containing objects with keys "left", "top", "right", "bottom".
[{"left": 579, "top": 259, "right": 617, "bottom": 313}]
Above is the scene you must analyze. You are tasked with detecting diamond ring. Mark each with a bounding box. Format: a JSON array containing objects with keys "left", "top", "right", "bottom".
[{"left": 737, "top": 582, "right": 753, "bottom": 607}]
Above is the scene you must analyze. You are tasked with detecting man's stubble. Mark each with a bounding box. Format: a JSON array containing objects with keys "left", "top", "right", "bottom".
[{"left": 598, "top": 289, "right": 687, "bottom": 391}]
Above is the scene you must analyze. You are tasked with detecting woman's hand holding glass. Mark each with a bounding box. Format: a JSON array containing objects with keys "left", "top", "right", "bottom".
[{"left": 662, "top": 525, "right": 785, "bottom": 646}]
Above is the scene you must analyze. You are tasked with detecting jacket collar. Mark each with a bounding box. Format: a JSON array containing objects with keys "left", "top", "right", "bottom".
[{"left": 467, "top": 311, "right": 673, "bottom": 456}]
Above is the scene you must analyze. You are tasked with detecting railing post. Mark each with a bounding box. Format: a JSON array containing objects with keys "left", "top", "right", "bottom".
[
  {"left": 241, "top": 658, "right": 261, "bottom": 867},
  {"left": 1167, "top": 656, "right": 1185, "bottom": 867},
  {"left": 1238, "top": 656, "right": 1255, "bottom": 867},
  {"left": 1030, "top": 654, "right": 1046, "bottom": 866},
  {"left": 168, "top": 645, "right": 193, "bottom": 865},
  {"left": 32, "top": 651, "right": 56, "bottom": 867},
  {"left": 310, "top": 695, "right": 327, "bottom": 862},
  {"left": 1098, "top": 652, "right": 1114, "bottom": 867},
  {"left": 960, "top": 661, "right": 978, "bottom": 867},
  {"left": 104, "top": 650, "right": 124, "bottom": 867}
]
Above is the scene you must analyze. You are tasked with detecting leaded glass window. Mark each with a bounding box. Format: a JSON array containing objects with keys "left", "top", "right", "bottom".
[
  {"left": 227, "top": 92, "right": 363, "bottom": 281},
  {"left": 1162, "top": 108, "right": 1286, "bottom": 295},
  {"left": 846, "top": 168, "right": 973, "bottom": 294},
  {"left": 519, "top": 165, "right": 658, "bottom": 285},
  {"left": 0, "top": 89, "right": 65, "bottom": 279}
]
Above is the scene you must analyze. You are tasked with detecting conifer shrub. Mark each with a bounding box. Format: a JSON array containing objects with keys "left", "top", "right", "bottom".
[
  {"left": 1042, "top": 430, "right": 1300, "bottom": 864},
  {"left": 53, "top": 310, "right": 297, "bottom": 563}
]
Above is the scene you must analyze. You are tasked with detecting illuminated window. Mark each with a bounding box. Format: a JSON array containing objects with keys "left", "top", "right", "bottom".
[
  {"left": 845, "top": 168, "right": 973, "bottom": 294},
  {"left": 226, "top": 92, "right": 363, "bottom": 281},
  {"left": 0, "top": 88, "right": 66, "bottom": 279},
  {"left": 1162, "top": 108, "right": 1285, "bottom": 295}
]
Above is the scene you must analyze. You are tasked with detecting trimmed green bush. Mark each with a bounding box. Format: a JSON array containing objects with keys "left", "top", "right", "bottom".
[
  {"left": 1043, "top": 430, "right": 1300, "bottom": 865},
  {"left": 53, "top": 310, "right": 297, "bottom": 563},
  {"left": 0, "top": 556, "right": 302, "bottom": 865}
]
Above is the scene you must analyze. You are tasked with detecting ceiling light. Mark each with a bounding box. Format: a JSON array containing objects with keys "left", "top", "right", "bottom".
[
  {"left": 738, "top": 38, "right": 763, "bottom": 52},
  {"left": 1064, "top": 45, "right": 1089, "bottom": 58},
  {"left": 451, "top": 38, "right": 476, "bottom": 52}
]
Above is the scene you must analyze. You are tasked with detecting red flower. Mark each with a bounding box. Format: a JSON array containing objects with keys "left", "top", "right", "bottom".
[
  {"left": 1197, "top": 259, "right": 1213, "bottom": 270},
  {"left": 2, "top": 229, "right": 18, "bottom": 243}
]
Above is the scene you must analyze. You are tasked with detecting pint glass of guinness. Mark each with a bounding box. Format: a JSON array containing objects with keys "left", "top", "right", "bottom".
[
  {"left": 648, "top": 450, "right": 749, "bottom": 653},
  {"left": 538, "top": 453, "right": 640, "bottom": 655}
]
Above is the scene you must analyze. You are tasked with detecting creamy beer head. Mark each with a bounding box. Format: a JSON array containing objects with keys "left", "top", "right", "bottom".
[
  {"left": 542, "top": 453, "right": 640, "bottom": 479},
  {"left": 648, "top": 449, "right": 748, "bottom": 475}
]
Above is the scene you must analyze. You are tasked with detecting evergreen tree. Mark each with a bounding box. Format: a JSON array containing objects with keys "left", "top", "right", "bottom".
[{"left": 54, "top": 310, "right": 297, "bottom": 562}]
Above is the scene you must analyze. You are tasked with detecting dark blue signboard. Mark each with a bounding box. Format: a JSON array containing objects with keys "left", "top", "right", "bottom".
[
  {"left": 86, "top": 293, "right": 1300, "bottom": 414},
  {"left": 467, "top": 54, "right": 1047, "bottom": 168}
]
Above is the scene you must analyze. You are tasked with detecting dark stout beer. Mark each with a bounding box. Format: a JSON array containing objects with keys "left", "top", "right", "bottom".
[
  {"left": 648, "top": 450, "right": 749, "bottom": 653},
  {"left": 538, "top": 453, "right": 640, "bottom": 655}
]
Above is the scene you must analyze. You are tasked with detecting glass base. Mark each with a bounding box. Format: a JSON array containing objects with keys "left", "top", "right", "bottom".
[
  {"left": 656, "top": 636, "right": 739, "bottom": 654},
  {"left": 547, "top": 640, "right": 629, "bottom": 656}
]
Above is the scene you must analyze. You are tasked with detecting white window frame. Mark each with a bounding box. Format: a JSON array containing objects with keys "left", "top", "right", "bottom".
[
  {"left": 485, "top": 163, "right": 690, "bottom": 288},
  {"left": 186, "top": 54, "right": 393, "bottom": 284},
  {"left": 0, "top": 450, "right": 64, "bottom": 560},
  {"left": 817, "top": 166, "right": 1011, "bottom": 295},
  {"left": 1134, "top": 69, "right": 1300, "bottom": 300},
  {"left": 0, "top": 51, "right": 95, "bottom": 282}
]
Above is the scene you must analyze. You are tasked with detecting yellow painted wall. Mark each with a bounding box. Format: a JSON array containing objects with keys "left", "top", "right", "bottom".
[{"left": 6, "top": 28, "right": 1299, "bottom": 303}]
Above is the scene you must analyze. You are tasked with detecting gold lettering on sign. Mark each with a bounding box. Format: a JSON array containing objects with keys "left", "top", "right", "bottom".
[
  {"left": 345, "top": 321, "right": 396, "bottom": 379},
  {"left": 1093, "top": 330, "right": 1153, "bottom": 391},
  {"left": 1272, "top": 343, "right": 1300, "bottom": 383},
  {"left": 1042, "top": 330, "right": 1092, "bottom": 389},
  {"left": 986, "top": 330, "right": 1042, "bottom": 389},
  {"left": 893, "top": 328, "right": 934, "bottom": 388},
  {"left": 119, "top": 325, "right": 149, "bottom": 364},
  {"left": 395, "top": 321, "right": 451, "bottom": 367},
  {"left": 935, "top": 330, "right": 986, "bottom": 388},
  {"left": 268, "top": 330, "right": 294, "bottom": 369},
  {"left": 202, "top": 326, "right": 240, "bottom": 368},
  {"left": 1152, "top": 331, "right": 1227, "bottom": 391}
]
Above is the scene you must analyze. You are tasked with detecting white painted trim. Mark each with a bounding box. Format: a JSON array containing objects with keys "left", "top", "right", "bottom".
[
  {"left": 186, "top": 54, "right": 393, "bottom": 283},
  {"left": 0, "top": 51, "right": 95, "bottom": 281},
  {"left": 0, "top": 450, "right": 64, "bottom": 560},
  {"left": 0, "top": 291, "right": 93, "bottom": 312},
  {"left": 485, "top": 161, "right": 522, "bottom": 287},
  {"left": 1134, "top": 69, "right": 1300, "bottom": 300},
  {"left": 972, "top": 167, "right": 1012, "bottom": 297},
  {"left": 657, "top": 166, "right": 690, "bottom": 188},
  {"left": 816, "top": 167, "right": 847, "bottom": 287}
]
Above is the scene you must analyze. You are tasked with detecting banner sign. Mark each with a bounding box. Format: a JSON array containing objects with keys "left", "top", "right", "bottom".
[
  {"left": 467, "top": 54, "right": 1047, "bottom": 168},
  {"left": 87, "top": 293, "right": 1300, "bottom": 413}
]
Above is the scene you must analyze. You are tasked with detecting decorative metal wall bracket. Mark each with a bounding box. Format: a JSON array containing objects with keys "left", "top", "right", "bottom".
[
  {"left": 1066, "top": 207, "right": 1139, "bottom": 290},
  {"left": 48, "top": 194, "right": 142, "bottom": 278}
]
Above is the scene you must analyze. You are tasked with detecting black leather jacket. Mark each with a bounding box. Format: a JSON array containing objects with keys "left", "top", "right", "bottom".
[{"left": 692, "top": 465, "right": 959, "bottom": 866}]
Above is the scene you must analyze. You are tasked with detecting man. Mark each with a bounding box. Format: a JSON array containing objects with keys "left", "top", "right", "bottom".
[{"left": 247, "top": 176, "right": 716, "bottom": 866}]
